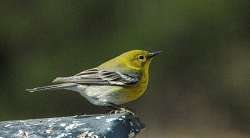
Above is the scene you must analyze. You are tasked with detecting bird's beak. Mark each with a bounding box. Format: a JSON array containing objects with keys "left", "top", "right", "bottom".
[{"left": 148, "top": 51, "right": 162, "bottom": 58}]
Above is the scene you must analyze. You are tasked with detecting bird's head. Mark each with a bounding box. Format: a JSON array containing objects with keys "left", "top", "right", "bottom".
[{"left": 117, "top": 50, "right": 161, "bottom": 71}]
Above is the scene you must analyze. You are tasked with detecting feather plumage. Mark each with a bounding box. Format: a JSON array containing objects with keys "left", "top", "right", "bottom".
[{"left": 52, "top": 68, "right": 140, "bottom": 86}]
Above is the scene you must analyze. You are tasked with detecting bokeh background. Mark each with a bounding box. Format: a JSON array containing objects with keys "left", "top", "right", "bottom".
[{"left": 1, "top": 0, "right": 250, "bottom": 137}]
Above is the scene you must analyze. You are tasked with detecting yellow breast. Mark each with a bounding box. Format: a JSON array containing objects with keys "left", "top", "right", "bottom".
[{"left": 123, "top": 72, "right": 149, "bottom": 103}]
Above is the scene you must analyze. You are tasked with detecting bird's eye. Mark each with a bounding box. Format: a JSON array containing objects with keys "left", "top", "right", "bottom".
[{"left": 138, "top": 55, "right": 146, "bottom": 62}]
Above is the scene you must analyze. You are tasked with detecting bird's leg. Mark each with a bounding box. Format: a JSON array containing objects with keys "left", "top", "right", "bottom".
[
  {"left": 119, "top": 106, "right": 136, "bottom": 115},
  {"left": 110, "top": 103, "right": 123, "bottom": 110},
  {"left": 106, "top": 103, "right": 122, "bottom": 114},
  {"left": 107, "top": 103, "right": 135, "bottom": 115}
]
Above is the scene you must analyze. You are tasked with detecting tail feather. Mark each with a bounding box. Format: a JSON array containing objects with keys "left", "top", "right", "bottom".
[{"left": 26, "top": 83, "right": 77, "bottom": 92}]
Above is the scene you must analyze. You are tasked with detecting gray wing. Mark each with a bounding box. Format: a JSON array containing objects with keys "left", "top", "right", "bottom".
[{"left": 52, "top": 68, "right": 140, "bottom": 86}]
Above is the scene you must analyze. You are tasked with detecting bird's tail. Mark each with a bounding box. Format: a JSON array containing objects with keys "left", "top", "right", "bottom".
[{"left": 26, "top": 83, "right": 77, "bottom": 92}]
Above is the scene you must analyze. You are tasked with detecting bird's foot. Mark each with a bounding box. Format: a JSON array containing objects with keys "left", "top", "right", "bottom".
[
  {"left": 114, "top": 107, "right": 135, "bottom": 115},
  {"left": 106, "top": 103, "right": 135, "bottom": 115}
]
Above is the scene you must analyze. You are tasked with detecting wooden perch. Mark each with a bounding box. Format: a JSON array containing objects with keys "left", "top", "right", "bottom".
[{"left": 0, "top": 111, "right": 145, "bottom": 138}]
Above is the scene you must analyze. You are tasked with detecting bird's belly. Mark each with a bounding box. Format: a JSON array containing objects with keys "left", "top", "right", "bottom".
[
  {"left": 78, "top": 85, "right": 124, "bottom": 106},
  {"left": 72, "top": 85, "right": 146, "bottom": 106}
]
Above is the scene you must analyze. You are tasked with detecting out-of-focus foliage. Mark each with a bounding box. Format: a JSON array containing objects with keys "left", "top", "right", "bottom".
[{"left": 0, "top": 0, "right": 250, "bottom": 137}]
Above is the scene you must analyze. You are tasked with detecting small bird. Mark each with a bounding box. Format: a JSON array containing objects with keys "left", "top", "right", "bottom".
[{"left": 26, "top": 50, "right": 161, "bottom": 108}]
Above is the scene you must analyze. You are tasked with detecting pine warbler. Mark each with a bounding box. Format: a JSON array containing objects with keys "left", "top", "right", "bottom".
[{"left": 27, "top": 50, "right": 161, "bottom": 107}]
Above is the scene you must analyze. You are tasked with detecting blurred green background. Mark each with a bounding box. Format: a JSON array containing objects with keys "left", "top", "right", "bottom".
[{"left": 0, "top": 0, "right": 250, "bottom": 137}]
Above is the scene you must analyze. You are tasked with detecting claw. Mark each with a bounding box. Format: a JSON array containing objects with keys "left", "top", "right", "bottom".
[{"left": 113, "top": 108, "right": 135, "bottom": 116}]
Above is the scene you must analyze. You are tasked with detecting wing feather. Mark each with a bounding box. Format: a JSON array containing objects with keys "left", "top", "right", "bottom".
[{"left": 52, "top": 68, "right": 140, "bottom": 86}]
